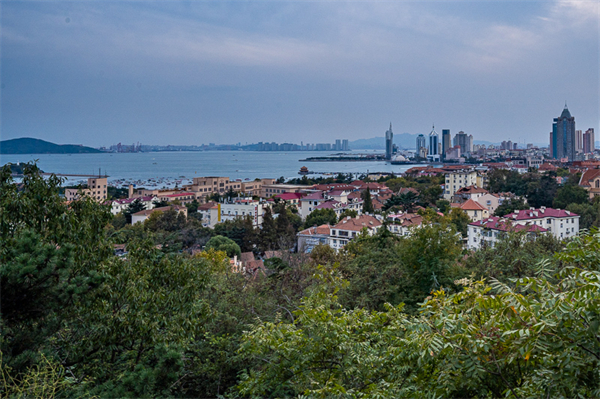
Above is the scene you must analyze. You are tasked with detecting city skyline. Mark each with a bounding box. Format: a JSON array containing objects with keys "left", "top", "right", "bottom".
[{"left": 1, "top": 1, "right": 598, "bottom": 147}]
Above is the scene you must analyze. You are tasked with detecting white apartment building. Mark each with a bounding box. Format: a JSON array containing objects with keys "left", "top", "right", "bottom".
[
  {"left": 467, "top": 217, "right": 548, "bottom": 250},
  {"left": 110, "top": 196, "right": 155, "bottom": 215},
  {"left": 503, "top": 207, "right": 579, "bottom": 240},
  {"left": 329, "top": 215, "right": 382, "bottom": 251},
  {"left": 217, "top": 199, "right": 269, "bottom": 228}
]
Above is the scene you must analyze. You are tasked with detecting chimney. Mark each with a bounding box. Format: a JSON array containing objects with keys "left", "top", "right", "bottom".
[{"left": 128, "top": 184, "right": 134, "bottom": 198}]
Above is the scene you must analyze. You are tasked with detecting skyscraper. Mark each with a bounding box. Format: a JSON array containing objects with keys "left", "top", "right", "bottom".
[
  {"left": 454, "top": 131, "right": 468, "bottom": 154},
  {"left": 385, "top": 123, "right": 393, "bottom": 160},
  {"left": 575, "top": 130, "right": 583, "bottom": 153},
  {"left": 416, "top": 134, "right": 426, "bottom": 157},
  {"left": 551, "top": 104, "right": 576, "bottom": 160},
  {"left": 428, "top": 126, "right": 439, "bottom": 161},
  {"left": 442, "top": 129, "right": 451, "bottom": 158},
  {"left": 583, "top": 128, "right": 595, "bottom": 154}
]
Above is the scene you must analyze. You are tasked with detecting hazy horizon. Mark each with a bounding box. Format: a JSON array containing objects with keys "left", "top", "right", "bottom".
[{"left": 2, "top": 1, "right": 599, "bottom": 147}]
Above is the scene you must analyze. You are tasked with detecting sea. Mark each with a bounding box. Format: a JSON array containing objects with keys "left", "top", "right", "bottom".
[{"left": 2, "top": 151, "right": 424, "bottom": 188}]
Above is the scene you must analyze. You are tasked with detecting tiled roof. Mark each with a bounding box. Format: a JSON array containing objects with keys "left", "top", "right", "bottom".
[
  {"left": 301, "top": 191, "right": 325, "bottom": 201},
  {"left": 388, "top": 213, "right": 423, "bottom": 227},
  {"left": 397, "top": 187, "right": 419, "bottom": 195},
  {"left": 504, "top": 207, "right": 577, "bottom": 220},
  {"left": 198, "top": 201, "right": 218, "bottom": 210},
  {"left": 276, "top": 192, "right": 304, "bottom": 200},
  {"left": 539, "top": 163, "right": 558, "bottom": 171},
  {"left": 132, "top": 205, "right": 185, "bottom": 216},
  {"left": 113, "top": 196, "right": 154, "bottom": 205},
  {"left": 470, "top": 217, "right": 548, "bottom": 233},
  {"left": 460, "top": 199, "right": 487, "bottom": 211},
  {"left": 298, "top": 224, "right": 331, "bottom": 236},
  {"left": 333, "top": 215, "right": 382, "bottom": 231},
  {"left": 315, "top": 200, "right": 340, "bottom": 209},
  {"left": 579, "top": 168, "right": 600, "bottom": 187},
  {"left": 455, "top": 185, "right": 488, "bottom": 195}
]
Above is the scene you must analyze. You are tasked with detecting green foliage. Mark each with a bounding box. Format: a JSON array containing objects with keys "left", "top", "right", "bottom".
[
  {"left": 304, "top": 208, "right": 337, "bottom": 228},
  {"left": 494, "top": 197, "right": 529, "bottom": 216},
  {"left": 338, "top": 209, "right": 357, "bottom": 220},
  {"left": 259, "top": 207, "right": 277, "bottom": 252},
  {"left": 0, "top": 163, "right": 112, "bottom": 372},
  {"left": 239, "top": 230, "right": 600, "bottom": 398},
  {"left": 361, "top": 189, "right": 374, "bottom": 214},
  {"left": 340, "top": 223, "right": 463, "bottom": 313},
  {"left": 447, "top": 207, "right": 471, "bottom": 237},
  {"left": 553, "top": 184, "right": 589, "bottom": 209},
  {"left": 462, "top": 230, "right": 564, "bottom": 282},
  {"left": 436, "top": 199, "right": 451, "bottom": 213},
  {"left": 205, "top": 235, "right": 241, "bottom": 258},
  {"left": 383, "top": 191, "right": 418, "bottom": 212},
  {"left": 213, "top": 216, "right": 257, "bottom": 252},
  {"left": 566, "top": 201, "right": 600, "bottom": 230}
]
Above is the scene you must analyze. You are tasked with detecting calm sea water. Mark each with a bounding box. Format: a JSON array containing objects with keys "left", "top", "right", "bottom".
[{"left": 2, "top": 151, "right": 422, "bottom": 187}]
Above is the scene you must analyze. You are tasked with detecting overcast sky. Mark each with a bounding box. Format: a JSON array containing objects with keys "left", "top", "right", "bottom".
[{"left": 1, "top": 1, "right": 598, "bottom": 147}]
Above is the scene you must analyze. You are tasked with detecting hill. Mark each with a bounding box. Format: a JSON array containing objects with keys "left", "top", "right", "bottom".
[{"left": 0, "top": 137, "right": 102, "bottom": 154}]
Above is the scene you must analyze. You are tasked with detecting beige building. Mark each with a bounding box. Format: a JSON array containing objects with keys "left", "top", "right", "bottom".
[
  {"left": 444, "top": 170, "right": 479, "bottom": 201},
  {"left": 453, "top": 199, "right": 490, "bottom": 222},
  {"left": 261, "top": 183, "right": 309, "bottom": 198},
  {"left": 131, "top": 205, "right": 188, "bottom": 225},
  {"left": 65, "top": 176, "right": 108, "bottom": 202},
  {"left": 579, "top": 169, "right": 600, "bottom": 200},
  {"left": 241, "top": 178, "right": 276, "bottom": 197}
]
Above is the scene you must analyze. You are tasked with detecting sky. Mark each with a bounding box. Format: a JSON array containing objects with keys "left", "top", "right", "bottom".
[{"left": 1, "top": 0, "right": 599, "bottom": 147}]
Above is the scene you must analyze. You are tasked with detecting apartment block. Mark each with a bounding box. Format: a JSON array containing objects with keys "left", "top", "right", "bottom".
[{"left": 65, "top": 176, "right": 108, "bottom": 202}]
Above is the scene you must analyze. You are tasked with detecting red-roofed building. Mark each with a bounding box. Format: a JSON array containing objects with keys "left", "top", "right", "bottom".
[
  {"left": 275, "top": 192, "right": 304, "bottom": 208},
  {"left": 467, "top": 216, "right": 549, "bottom": 250},
  {"left": 110, "top": 196, "right": 155, "bottom": 215},
  {"left": 387, "top": 212, "right": 423, "bottom": 236},
  {"left": 297, "top": 224, "right": 332, "bottom": 253},
  {"left": 330, "top": 215, "right": 382, "bottom": 250},
  {"left": 579, "top": 168, "right": 600, "bottom": 200},
  {"left": 453, "top": 199, "right": 489, "bottom": 221},
  {"left": 131, "top": 205, "right": 188, "bottom": 225},
  {"left": 502, "top": 207, "right": 579, "bottom": 240}
]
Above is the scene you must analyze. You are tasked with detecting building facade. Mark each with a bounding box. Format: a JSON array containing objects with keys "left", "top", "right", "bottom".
[
  {"left": 65, "top": 176, "right": 108, "bottom": 202},
  {"left": 428, "top": 126, "right": 440, "bottom": 161},
  {"left": 385, "top": 123, "right": 394, "bottom": 160},
  {"left": 442, "top": 129, "right": 451, "bottom": 158},
  {"left": 551, "top": 105, "right": 576, "bottom": 160}
]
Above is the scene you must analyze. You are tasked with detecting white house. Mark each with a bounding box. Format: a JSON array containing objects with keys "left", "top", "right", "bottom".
[
  {"left": 329, "top": 215, "right": 382, "bottom": 251},
  {"left": 467, "top": 217, "right": 548, "bottom": 250},
  {"left": 110, "top": 196, "right": 155, "bottom": 215},
  {"left": 503, "top": 207, "right": 579, "bottom": 240}
]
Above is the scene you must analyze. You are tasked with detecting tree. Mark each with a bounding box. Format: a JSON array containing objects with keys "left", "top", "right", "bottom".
[
  {"left": 205, "top": 235, "right": 241, "bottom": 258},
  {"left": 567, "top": 202, "right": 600, "bottom": 230},
  {"left": 384, "top": 191, "right": 418, "bottom": 212},
  {"left": 420, "top": 185, "right": 443, "bottom": 206},
  {"left": 123, "top": 198, "right": 146, "bottom": 223},
  {"left": 361, "top": 189, "right": 374, "bottom": 214},
  {"left": 494, "top": 197, "right": 529, "bottom": 216},
  {"left": 259, "top": 207, "right": 277, "bottom": 253},
  {"left": 447, "top": 207, "right": 471, "bottom": 237},
  {"left": 1, "top": 163, "right": 112, "bottom": 372},
  {"left": 436, "top": 199, "right": 451, "bottom": 213},
  {"left": 304, "top": 208, "right": 337, "bottom": 228},
  {"left": 338, "top": 209, "right": 357, "bottom": 220},
  {"left": 553, "top": 184, "right": 589, "bottom": 209}
]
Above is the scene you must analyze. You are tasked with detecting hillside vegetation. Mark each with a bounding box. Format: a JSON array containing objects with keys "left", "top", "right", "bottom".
[{"left": 0, "top": 137, "right": 102, "bottom": 154}]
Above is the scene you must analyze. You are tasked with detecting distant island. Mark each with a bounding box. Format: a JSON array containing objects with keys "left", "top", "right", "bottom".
[{"left": 0, "top": 138, "right": 103, "bottom": 154}]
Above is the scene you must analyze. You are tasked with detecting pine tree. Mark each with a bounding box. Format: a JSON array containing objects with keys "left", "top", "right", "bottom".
[{"left": 361, "top": 189, "right": 374, "bottom": 214}]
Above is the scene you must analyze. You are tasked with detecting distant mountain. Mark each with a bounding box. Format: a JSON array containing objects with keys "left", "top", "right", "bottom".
[{"left": 0, "top": 137, "right": 102, "bottom": 154}]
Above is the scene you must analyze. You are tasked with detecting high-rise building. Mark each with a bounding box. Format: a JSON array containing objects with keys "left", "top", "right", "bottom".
[
  {"left": 385, "top": 123, "right": 394, "bottom": 160},
  {"left": 575, "top": 130, "right": 583, "bottom": 153},
  {"left": 551, "top": 104, "right": 576, "bottom": 160},
  {"left": 416, "top": 134, "right": 426, "bottom": 157},
  {"left": 468, "top": 135, "right": 474, "bottom": 153},
  {"left": 428, "top": 126, "right": 440, "bottom": 161},
  {"left": 335, "top": 139, "right": 342, "bottom": 151},
  {"left": 583, "top": 128, "right": 595, "bottom": 154},
  {"left": 454, "top": 131, "right": 468, "bottom": 154},
  {"left": 342, "top": 139, "right": 349, "bottom": 151},
  {"left": 442, "top": 129, "right": 451, "bottom": 158}
]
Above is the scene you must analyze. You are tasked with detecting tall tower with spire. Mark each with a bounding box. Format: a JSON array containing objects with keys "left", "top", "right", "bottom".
[
  {"left": 428, "top": 125, "right": 440, "bottom": 161},
  {"left": 385, "top": 123, "right": 393, "bottom": 160},
  {"left": 551, "top": 103, "right": 576, "bottom": 160}
]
